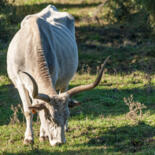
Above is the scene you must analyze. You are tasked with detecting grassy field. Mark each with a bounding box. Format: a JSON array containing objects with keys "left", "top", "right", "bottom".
[{"left": 0, "top": 0, "right": 155, "bottom": 154}]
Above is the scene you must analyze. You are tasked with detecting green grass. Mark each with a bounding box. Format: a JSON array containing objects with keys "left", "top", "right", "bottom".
[
  {"left": 0, "top": 72, "right": 154, "bottom": 154},
  {"left": 0, "top": 0, "right": 155, "bottom": 154}
]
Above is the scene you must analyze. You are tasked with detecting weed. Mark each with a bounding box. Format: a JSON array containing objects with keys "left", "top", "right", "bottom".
[
  {"left": 124, "top": 95, "right": 146, "bottom": 122},
  {"left": 9, "top": 104, "right": 24, "bottom": 124}
]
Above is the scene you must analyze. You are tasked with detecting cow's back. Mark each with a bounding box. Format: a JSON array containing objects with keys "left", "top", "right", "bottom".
[{"left": 7, "top": 14, "right": 78, "bottom": 92}]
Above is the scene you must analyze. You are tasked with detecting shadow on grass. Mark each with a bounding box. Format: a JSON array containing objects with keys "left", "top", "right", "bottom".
[
  {"left": 0, "top": 82, "right": 154, "bottom": 125},
  {"left": 0, "top": 148, "right": 108, "bottom": 155},
  {"left": 0, "top": 84, "right": 21, "bottom": 125},
  {"left": 2, "top": 150, "right": 83, "bottom": 155},
  {"left": 70, "top": 84, "right": 155, "bottom": 119},
  {"left": 0, "top": 50, "right": 7, "bottom": 76},
  {"left": 74, "top": 122, "right": 155, "bottom": 153},
  {"left": 76, "top": 25, "right": 155, "bottom": 74}
]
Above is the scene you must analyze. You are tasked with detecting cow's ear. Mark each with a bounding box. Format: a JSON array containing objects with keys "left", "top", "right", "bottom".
[
  {"left": 68, "top": 99, "right": 82, "bottom": 108},
  {"left": 29, "top": 104, "right": 46, "bottom": 114}
]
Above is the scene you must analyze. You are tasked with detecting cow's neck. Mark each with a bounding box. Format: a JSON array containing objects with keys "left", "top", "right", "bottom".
[{"left": 39, "top": 85, "right": 57, "bottom": 97}]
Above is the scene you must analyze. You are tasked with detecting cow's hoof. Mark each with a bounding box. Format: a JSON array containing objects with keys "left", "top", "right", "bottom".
[
  {"left": 23, "top": 139, "right": 34, "bottom": 145},
  {"left": 39, "top": 136, "right": 48, "bottom": 142}
]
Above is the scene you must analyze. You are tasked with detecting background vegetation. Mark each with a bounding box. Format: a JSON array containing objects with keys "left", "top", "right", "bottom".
[{"left": 0, "top": 0, "right": 155, "bottom": 154}]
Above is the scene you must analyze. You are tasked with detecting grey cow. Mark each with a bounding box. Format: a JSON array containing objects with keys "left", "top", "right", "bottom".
[{"left": 7, "top": 5, "right": 109, "bottom": 146}]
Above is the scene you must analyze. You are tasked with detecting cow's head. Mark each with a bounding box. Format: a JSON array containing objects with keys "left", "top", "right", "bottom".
[
  {"left": 23, "top": 57, "right": 110, "bottom": 146},
  {"left": 29, "top": 93, "right": 70, "bottom": 146}
]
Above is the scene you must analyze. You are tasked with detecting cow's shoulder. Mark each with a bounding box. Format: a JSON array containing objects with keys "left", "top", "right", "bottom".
[{"left": 21, "top": 5, "right": 75, "bottom": 35}]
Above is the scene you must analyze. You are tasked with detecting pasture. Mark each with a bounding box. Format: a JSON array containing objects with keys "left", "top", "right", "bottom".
[{"left": 0, "top": 0, "right": 155, "bottom": 154}]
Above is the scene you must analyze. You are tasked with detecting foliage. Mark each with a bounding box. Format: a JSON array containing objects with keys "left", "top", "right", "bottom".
[
  {"left": 103, "top": 0, "right": 138, "bottom": 22},
  {"left": 137, "top": 0, "right": 155, "bottom": 16},
  {"left": 99, "top": 0, "right": 155, "bottom": 29},
  {"left": 136, "top": 0, "right": 155, "bottom": 29},
  {"left": 0, "top": 0, "right": 8, "bottom": 9}
]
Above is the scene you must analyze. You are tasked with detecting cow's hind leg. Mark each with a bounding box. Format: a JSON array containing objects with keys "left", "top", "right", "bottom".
[{"left": 16, "top": 80, "right": 34, "bottom": 144}]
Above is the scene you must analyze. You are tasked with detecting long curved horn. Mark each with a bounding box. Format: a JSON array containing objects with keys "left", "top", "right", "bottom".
[
  {"left": 21, "top": 72, "right": 50, "bottom": 102},
  {"left": 67, "top": 56, "right": 110, "bottom": 97}
]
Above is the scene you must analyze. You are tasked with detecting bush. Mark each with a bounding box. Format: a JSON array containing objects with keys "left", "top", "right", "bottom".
[
  {"left": 136, "top": 0, "right": 155, "bottom": 29},
  {"left": 100, "top": 0, "right": 155, "bottom": 30},
  {"left": 0, "top": 0, "right": 8, "bottom": 9},
  {"left": 102, "top": 0, "right": 138, "bottom": 23}
]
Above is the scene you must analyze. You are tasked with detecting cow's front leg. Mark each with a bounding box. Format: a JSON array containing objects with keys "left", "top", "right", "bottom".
[
  {"left": 39, "top": 110, "right": 48, "bottom": 142},
  {"left": 24, "top": 111, "right": 33, "bottom": 144},
  {"left": 39, "top": 125, "right": 48, "bottom": 142},
  {"left": 16, "top": 81, "right": 34, "bottom": 144}
]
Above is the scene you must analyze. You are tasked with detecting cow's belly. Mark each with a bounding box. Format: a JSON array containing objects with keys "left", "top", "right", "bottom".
[{"left": 54, "top": 58, "right": 78, "bottom": 92}]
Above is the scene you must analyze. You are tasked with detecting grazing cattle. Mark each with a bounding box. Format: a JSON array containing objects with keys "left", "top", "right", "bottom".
[{"left": 7, "top": 5, "right": 109, "bottom": 146}]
